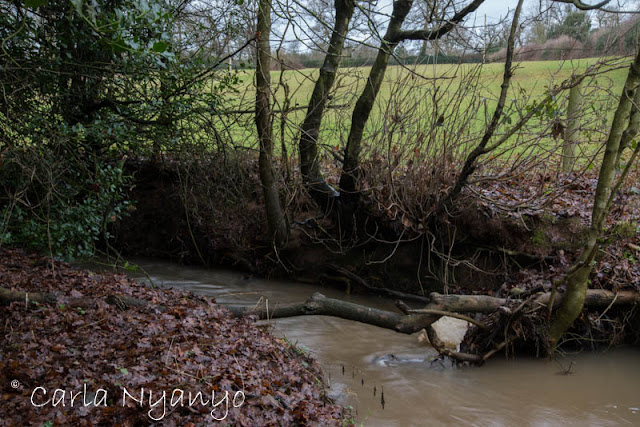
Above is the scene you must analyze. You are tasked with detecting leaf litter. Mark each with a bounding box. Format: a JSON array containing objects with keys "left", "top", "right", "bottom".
[{"left": 0, "top": 248, "right": 345, "bottom": 425}]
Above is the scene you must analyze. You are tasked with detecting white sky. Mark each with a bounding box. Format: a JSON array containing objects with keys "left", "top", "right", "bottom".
[
  {"left": 281, "top": 0, "right": 628, "bottom": 51},
  {"left": 476, "top": 0, "right": 521, "bottom": 22}
]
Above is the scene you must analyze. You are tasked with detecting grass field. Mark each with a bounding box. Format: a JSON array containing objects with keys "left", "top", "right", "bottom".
[{"left": 214, "top": 58, "right": 630, "bottom": 163}]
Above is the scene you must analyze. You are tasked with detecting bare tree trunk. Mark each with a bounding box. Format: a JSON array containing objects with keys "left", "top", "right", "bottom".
[
  {"left": 338, "top": 0, "right": 486, "bottom": 221},
  {"left": 299, "top": 0, "right": 355, "bottom": 208},
  {"left": 615, "top": 84, "right": 640, "bottom": 166},
  {"left": 548, "top": 47, "right": 640, "bottom": 345},
  {"left": 339, "top": 0, "right": 414, "bottom": 215},
  {"left": 256, "top": 0, "right": 288, "bottom": 245},
  {"left": 562, "top": 81, "right": 581, "bottom": 173}
]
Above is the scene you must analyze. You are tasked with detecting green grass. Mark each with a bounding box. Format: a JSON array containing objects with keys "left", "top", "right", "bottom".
[{"left": 212, "top": 58, "right": 629, "bottom": 162}]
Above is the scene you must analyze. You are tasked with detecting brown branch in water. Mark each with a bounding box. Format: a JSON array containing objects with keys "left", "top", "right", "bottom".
[
  {"left": 228, "top": 292, "right": 439, "bottom": 334},
  {"left": 428, "top": 289, "right": 640, "bottom": 313},
  {"left": 482, "top": 340, "right": 511, "bottom": 362},
  {"left": 5, "top": 285, "right": 635, "bottom": 322},
  {"left": 395, "top": 299, "right": 412, "bottom": 314},
  {"left": 227, "top": 289, "right": 640, "bottom": 336},
  {"left": 407, "top": 308, "right": 487, "bottom": 330},
  {"left": 426, "top": 324, "right": 482, "bottom": 363},
  {"left": 5, "top": 284, "right": 636, "bottom": 363}
]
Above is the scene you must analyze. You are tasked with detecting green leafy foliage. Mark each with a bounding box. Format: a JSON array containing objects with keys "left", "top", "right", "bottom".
[
  {"left": 547, "top": 11, "right": 591, "bottom": 42},
  {"left": 0, "top": 0, "right": 244, "bottom": 260},
  {"left": 0, "top": 160, "right": 132, "bottom": 260},
  {"left": 25, "top": 0, "right": 48, "bottom": 8}
]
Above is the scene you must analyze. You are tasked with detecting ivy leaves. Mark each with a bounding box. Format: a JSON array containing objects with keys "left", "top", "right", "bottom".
[{"left": 24, "top": 0, "right": 48, "bottom": 8}]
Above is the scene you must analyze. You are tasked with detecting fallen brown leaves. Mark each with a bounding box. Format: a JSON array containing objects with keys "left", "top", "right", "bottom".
[
  {"left": 0, "top": 249, "right": 344, "bottom": 426},
  {"left": 472, "top": 169, "right": 640, "bottom": 293}
]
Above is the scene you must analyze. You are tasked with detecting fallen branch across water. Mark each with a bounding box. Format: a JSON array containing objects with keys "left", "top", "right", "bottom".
[
  {"left": 226, "top": 289, "right": 639, "bottom": 331},
  {"left": 3, "top": 285, "right": 637, "bottom": 363},
  {"left": 427, "top": 290, "right": 640, "bottom": 313},
  {"left": 229, "top": 289, "right": 640, "bottom": 363},
  {"left": 227, "top": 292, "right": 440, "bottom": 334}
]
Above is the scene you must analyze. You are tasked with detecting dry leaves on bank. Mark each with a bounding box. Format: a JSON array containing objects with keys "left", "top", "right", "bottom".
[{"left": 0, "top": 249, "right": 344, "bottom": 426}]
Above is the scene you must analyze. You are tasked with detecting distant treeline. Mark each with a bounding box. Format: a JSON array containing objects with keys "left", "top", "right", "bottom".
[
  {"left": 489, "top": 17, "right": 640, "bottom": 62},
  {"left": 292, "top": 52, "right": 483, "bottom": 69},
  {"left": 237, "top": 17, "right": 640, "bottom": 72}
]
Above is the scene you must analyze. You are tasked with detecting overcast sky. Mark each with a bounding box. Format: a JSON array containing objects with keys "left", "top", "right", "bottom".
[
  {"left": 279, "top": 0, "right": 522, "bottom": 52},
  {"left": 476, "top": 0, "right": 521, "bottom": 22}
]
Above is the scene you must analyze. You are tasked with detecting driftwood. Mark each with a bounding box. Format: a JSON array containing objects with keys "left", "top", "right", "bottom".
[
  {"left": 229, "top": 289, "right": 639, "bottom": 328},
  {"left": 4, "top": 285, "right": 636, "bottom": 329}
]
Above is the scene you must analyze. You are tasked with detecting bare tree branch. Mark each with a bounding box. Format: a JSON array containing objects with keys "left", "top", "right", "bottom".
[{"left": 391, "top": 0, "right": 486, "bottom": 42}]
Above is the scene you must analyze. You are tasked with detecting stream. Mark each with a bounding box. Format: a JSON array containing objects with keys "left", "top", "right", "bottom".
[{"left": 122, "top": 259, "right": 640, "bottom": 426}]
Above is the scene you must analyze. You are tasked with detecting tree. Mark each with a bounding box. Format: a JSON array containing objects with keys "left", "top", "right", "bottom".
[
  {"left": 548, "top": 10, "right": 591, "bottom": 41},
  {"left": 549, "top": 47, "right": 640, "bottom": 346},
  {"left": 256, "top": 0, "right": 289, "bottom": 244},
  {"left": 339, "top": 0, "right": 486, "bottom": 220},
  {"left": 298, "top": 0, "right": 355, "bottom": 207},
  {"left": 0, "top": 0, "right": 180, "bottom": 257},
  {"left": 0, "top": 0, "right": 248, "bottom": 258}
]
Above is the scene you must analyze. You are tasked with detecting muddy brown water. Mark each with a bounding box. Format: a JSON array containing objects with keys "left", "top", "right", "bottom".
[{"left": 122, "top": 259, "right": 640, "bottom": 426}]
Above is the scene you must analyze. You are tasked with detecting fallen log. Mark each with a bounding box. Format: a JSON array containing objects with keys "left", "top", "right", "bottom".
[
  {"left": 5, "top": 285, "right": 636, "bottom": 330},
  {"left": 228, "top": 290, "right": 639, "bottom": 334},
  {"left": 0, "top": 287, "right": 439, "bottom": 335},
  {"left": 228, "top": 288, "right": 640, "bottom": 363},
  {"left": 427, "top": 293, "right": 516, "bottom": 313},
  {"left": 534, "top": 289, "right": 640, "bottom": 309},
  {"left": 4, "top": 284, "right": 637, "bottom": 361},
  {"left": 227, "top": 292, "right": 440, "bottom": 334},
  {"left": 427, "top": 290, "right": 640, "bottom": 313}
]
